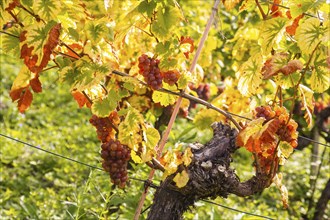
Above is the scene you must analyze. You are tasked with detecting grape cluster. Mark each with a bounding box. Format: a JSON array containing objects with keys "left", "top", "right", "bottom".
[
  {"left": 138, "top": 54, "right": 163, "bottom": 90},
  {"left": 189, "top": 83, "right": 211, "bottom": 109},
  {"left": 101, "top": 139, "right": 131, "bottom": 188},
  {"left": 89, "top": 112, "right": 119, "bottom": 143},
  {"left": 162, "top": 70, "right": 180, "bottom": 86},
  {"left": 255, "top": 105, "right": 298, "bottom": 148}
]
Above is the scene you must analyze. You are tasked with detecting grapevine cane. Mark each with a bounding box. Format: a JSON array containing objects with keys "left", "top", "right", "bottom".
[{"left": 133, "top": 0, "right": 221, "bottom": 219}]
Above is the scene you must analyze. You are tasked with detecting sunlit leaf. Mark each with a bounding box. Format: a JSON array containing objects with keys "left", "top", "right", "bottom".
[
  {"left": 173, "top": 170, "right": 189, "bottom": 188},
  {"left": 296, "top": 18, "right": 328, "bottom": 55},
  {"left": 143, "top": 126, "right": 160, "bottom": 150},
  {"left": 237, "top": 54, "right": 263, "bottom": 96},
  {"left": 260, "top": 17, "right": 288, "bottom": 55},
  {"left": 151, "top": 5, "right": 181, "bottom": 40},
  {"left": 310, "top": 47, "right": 330, "bottom": 93},
  {"left": 91, "top": 90, "right": 121, "bottom": 117},
  {"left": 152, "top": 84, "right": 178, "bottom": 106},
  {"left": 299, "top": 85, "right": 314, "bottom": 126}
]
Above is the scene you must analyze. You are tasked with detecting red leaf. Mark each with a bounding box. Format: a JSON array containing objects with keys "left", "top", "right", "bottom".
[
  {"left": 17, "top": 88, "right": 33, "bottom": 113},
  {"left": 180, "top": 36, "right": 194, "bottom": 59},
  {"left": 72, "top": 91, "right": 91, "bottom": 108},
  {"left": 286, "top": 14, "right": 304, "bottom": 36},
  {"left": 20, "top": 23, "right": 61, "bottom": 74},
  {"left": 10, "top": 87, "right": 24, "bottom": 101},
  {"left": 30, "top": 75, "right": 42, "bottom": 93},
  {"left": 270, "top": 0, "right": 283, "bottom": 18}
]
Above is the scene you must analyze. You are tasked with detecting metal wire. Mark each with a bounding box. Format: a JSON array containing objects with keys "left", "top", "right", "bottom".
[
  {"left": 0, "top": 133, "right": 326, "bottom": 219},
  {"left": 201, "top": 199, "right": 275, "bottom": 220}
]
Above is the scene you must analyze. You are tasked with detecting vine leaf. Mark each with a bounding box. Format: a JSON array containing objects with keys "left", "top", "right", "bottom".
[
  {"left": 278, "top": 141, "right": 294, "bottom": 165},
  {"left": 20, "top": 21, "right": 61, "bottom": 73},
  {"left": 91, "top": 90, "right": 123, "bottom": 117},
  {"left": 289, "top": 0, "right": 325, "bottom": 18},
  {"left": 30, "top": 75, "right": 42, "bottom": 93},
  {"left": 193, "top": 109, "right": 220, "bottom": 130},
  {"left": 260, "top": 17, "right": 288, "bottom": 55},
  {"left": 173, "top": 170, "right": 189, "bottom": 188},
  {"left": 84, "top": 20, "right": 108, "bottom": 44},
  {"left": 1, "top": 26, "right": 21, "bottom": 56},
  {"left": 310, "top": 47, "right": 330, "bottom": 93},
  {"left": 273, "top": 173, "right": 289, "bottom": 208},
  {"left": 59, "top": 56, "right": 109, "bottom": 91},
  {"left": 71, "top": 91, "right": 91, "bottom": 108},
  {"left": 16, "top": 88, "right": 33, "bottom": 113},
  {"left": 143, "top": 127, "right": 160, "bottom": 150},
  {"left": 152, "top": 84, "right": 177, "bottom": 106},
  {"left": 33, "top": 0, "right": 61, "bottom": 21},
  {"left": 237, "top": 54, "right": 263, "bottom": 96},
  {"left": 118, "top": 107, "right": 144, "bottom": 151},
  {"left": 11, "top": 65, "right": 34, "bottom": 91},
  {"left": 296, "top": 18, "right": 328, "bottom": 55},
  {"left": 299, "top": 85, "right": 314, "bottom": 127},
  {"left": 151, "top": 5, "right": 182, "bottom": 41}
]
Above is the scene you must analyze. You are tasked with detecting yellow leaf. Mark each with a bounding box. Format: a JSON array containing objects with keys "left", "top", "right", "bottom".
[
  {"left": 237, "top": 54, "right": 263, "bottom": 96},
  {"left": 299, "top": 85, "right": 314, "bottom": 127},
  {"left": 173, "top": 170, "right": 189, "bottom": 188},
  {"left": 131, "top": 150, "right": 142, "bottom": 163},
  {"left": 152, "top": 84, "right": 178, "bottom": 106},
  {"left": 11, "top": 66, "right": 34, "bottom": 91},
  {"left": 296, "top": 18, "right": 328, "bottom": 55},
  {"left": 182, "top": 148, "right": 193, "bottom": 167}
]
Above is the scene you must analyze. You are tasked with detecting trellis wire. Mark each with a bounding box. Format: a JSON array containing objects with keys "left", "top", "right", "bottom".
[{"left": 0, "top": 133, "right": 294, "bottom": 220}]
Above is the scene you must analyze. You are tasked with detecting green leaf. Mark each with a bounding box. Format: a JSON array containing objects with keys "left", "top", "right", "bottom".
[
  {"left": 91, "top": 90, "right": 121, "bottom": 117},
  {"left": 33, "top": 0, "right": 61, "bottom": 21},
  {"left": 260, "top": 17, "right": 288, "bottom": 55},
  {"left": 279, "top": 141, "right": 294, "bottom": 159},
  {"left": 237, "top": 54, "right": 263, "bottom": 96},
  {"left": 118, "top": 107, "right": 144, "bottom": 150},
  {"left": 152, "top": 84, "right": 178, "bottom": 106},
  {"left": 193, "top": 109, "right": 220, "bottom": 130},
  {"left": 151, "top": 5, "right": 181, "bottom": 40},
  {"left": 84, "top": 20, "right": 108, "bottom": 44},
  {"left": 289, "top": 0, "right": 325, "bottom": 18},
  {"left": 296, "top": 18, "right": 328, "bottom": 55},
  {"left": 143, "top": 127, "right": 160, "bottom": 150},
  {"left": 310, "top": 47, "right": 330, "bottom": 93},
  {"left": 1, "top": 26, "right": 21, "bottom": 56},
  {"left": 137, "top": 0, "right": 157, "bottom": 17},
  {"left": 59, "top": 56, "right": 109, "bottom": 91}
]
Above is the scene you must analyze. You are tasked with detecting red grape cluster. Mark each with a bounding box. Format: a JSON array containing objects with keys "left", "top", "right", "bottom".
[
  {"left": 189, "top": 83, "right": 211, "bottom": 108},
  {"left": 162, "top": 70, "right": 180, "bottom": 86},
  {"left": 255, "top": 105, "right": 298, "bottom": 148},
  {"left": 138, "top": 54, "right": 163, "bottom": 90},
  {"left": 101, "top": 139, "right": 131, "bottom": 188},
  {"left": 89, "top": 112, "right": 119, "bottom": 143}
]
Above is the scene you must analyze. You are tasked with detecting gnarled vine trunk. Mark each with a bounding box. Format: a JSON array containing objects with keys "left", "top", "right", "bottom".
[{"left": 147, "top": 123, "right": 273, "bottom": 220}]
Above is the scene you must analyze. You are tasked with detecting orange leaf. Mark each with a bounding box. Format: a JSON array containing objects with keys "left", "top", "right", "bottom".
[
  {"left": 10, "top": 87, "right": 24, "bottom": 102},
  {"left": 72, "top": 91, "right": 91, "bottom": 108},
  {"left": 30, "top": 75, "right": 42, "bottom": 93},
  {"left": 17, "top": 88, "right": 33, "bottom": 113},
  {"left": 180, "top": 36, "right": 194, "bottom": 59},
  {"left": 270, "top": 0, "right": 283, "bottom": 18},
  {"left": 286, "top": 14, "right": 303, "bottom": 36}
]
